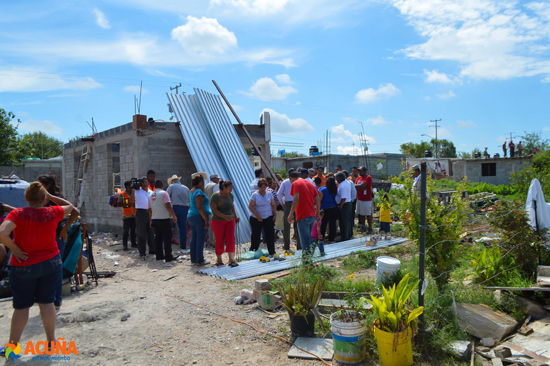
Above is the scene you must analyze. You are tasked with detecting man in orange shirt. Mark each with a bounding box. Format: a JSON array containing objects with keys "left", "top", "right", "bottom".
[
  {"left": 348, "top": 167, "right": 359, "bottom": 183},
  {"left": 118, "top": 181, "right": 137, "bottom": 251},
  {"left": 314, "top": 166, "right": 327, "bottom": 187},
  {"left": 147, "top": 170, "right": 156, "bottom": 192}
]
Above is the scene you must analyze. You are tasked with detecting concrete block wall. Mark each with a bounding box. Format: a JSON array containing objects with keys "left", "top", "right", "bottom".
[
  {"left": 452, "top": 157, "right": 532, "bottom": 185},
  {"left": 284, "top": 153, "right": 405, "bottom": 179},
  {"left": 63, "top": 121, "right": 197, "bottom": 234},
  {"left": 0, "top": 164, "right": 62, "bottom": 185}
]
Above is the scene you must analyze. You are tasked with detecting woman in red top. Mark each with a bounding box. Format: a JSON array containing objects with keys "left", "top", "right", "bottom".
[{"left": 0, "top": 182, "right": 74, "bottom": 351}]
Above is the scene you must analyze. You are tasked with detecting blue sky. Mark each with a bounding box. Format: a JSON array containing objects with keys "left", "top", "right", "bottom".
[{"left": 1, "top": 0, "right": 549, "bottom": 157}]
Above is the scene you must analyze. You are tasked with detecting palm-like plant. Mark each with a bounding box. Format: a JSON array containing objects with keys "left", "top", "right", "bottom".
[
  {"left": 367, "top": 274, "right": 424, "bottom": 333},
  {"left": 278, "top": 277, "right": 325, "bottom": 317}
]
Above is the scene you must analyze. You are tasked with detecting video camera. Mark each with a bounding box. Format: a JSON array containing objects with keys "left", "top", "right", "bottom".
[{"left": 130, "top": 177, "right": 143, "bottom": 190}]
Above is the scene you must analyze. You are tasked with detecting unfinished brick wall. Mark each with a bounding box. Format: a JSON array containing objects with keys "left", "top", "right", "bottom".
[{"left": 63, "top": 122, "right": 197, "bottom": 234}]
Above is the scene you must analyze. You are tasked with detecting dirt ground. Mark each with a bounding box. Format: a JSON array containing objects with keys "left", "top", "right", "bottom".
[{"left": 1, "top": 233, "right": 362, "bottom": 366}]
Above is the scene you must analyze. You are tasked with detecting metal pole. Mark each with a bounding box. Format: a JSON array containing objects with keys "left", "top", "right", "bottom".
[
  {"left": 212, "top": 80, "right": 279, "bottom": 189},
  {"left": 418, "top": 162, "right": 427, "bottom": 335}
]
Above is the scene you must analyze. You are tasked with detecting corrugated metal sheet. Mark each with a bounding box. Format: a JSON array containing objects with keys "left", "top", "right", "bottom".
[
  {"left": 197, "top": 237, "right": 408, "bottom": 280},
  {"left": 167, "top": 89, "right": 254, "bottom": 244}
]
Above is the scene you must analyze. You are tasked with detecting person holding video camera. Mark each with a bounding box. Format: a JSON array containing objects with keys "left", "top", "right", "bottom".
[
  {"left": 134, "top": 177, "right": 155, "bottom": 260},
  {"left": 119, "top": 181, "right": 137, "bottom": 251}
]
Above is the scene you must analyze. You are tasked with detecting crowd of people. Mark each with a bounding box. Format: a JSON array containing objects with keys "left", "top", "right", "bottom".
[
  {"left": 481, "top": 140, "right": 541, "bottom": 158},
  {"left": 0, "top": 162, "right": 379, "bottom": 354}
]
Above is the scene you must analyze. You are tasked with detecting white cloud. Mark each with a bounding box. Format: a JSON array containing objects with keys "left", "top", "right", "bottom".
[
  {"left": 456, "top": 120, "right": 476, "bottom": 128},
  {"left": 123, "top": 85, "right": 149, "bottom": 94},
  {"left": 19, "top": 119, "right": 63, "bottom": 135},
  {"left": 171, "top": 16, "right": 237, "bottom": 54},
  {"left": 424, "top": 96, "right": 431, "bottom": 101},
  {"left": 16, "top": 111, "right": 29, "bottom": 117},
  {"left": 436, "top": 90, "right": 456, "bottom": 99},
  {"left": 211, "top": 0, "right": 292, "bottom": 15},
  {"left": 390, "top": 0, "right": 550, "bottom": 81},
  {"left": 262, "top": 108, "right": 313, "bottom": 135},
  {"left": 355, "top": 83, "right": 400, "bottom": 104},
  {"left": 331, "top": 124, "right": 377, "bottom": 145},
  {"left": 424, "top": 69, "right": 461, "bottom": 85},
  {"left": 542, "top": 127, "right": 550, "bottom": 131},
  {"left": 337, "top": 146, "right": 362, "bottom": 155},
  {"left": 408, "top": 132, "right": 418, "bottom": 136},
  {"left": 275, "top": 74, "right": 292, "bottom": 84},
  {"left": 437, "top": 127, "right": 452, "bottom": 139},
  {"left": 0, "top": 67, "right": 101, "bottom": 92},
  {"left": 93, "top": 8, "right": 110, "bottom": 29},
  {"left": 244, "top": 77, "right": 297, "bottom": 101},
  {"left": 342, "top": 117, "right": 357, "bottom": 124},
  {"left": 365, "top": 115, "right": 390, "bottom": 125}
]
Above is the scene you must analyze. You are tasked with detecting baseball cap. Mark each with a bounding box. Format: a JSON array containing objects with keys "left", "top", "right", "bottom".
[
  {"left": 411, "top": 164, "right": 420, "bottom": 171},
  {"left": 210, "top": 174, "right": 219, "bottom": 180},
  {"left": 300, "top": 168, "right": 309, "bottom": 174},
  {"left": 358, "top": 166, "right": 367, "bottom": 171}
]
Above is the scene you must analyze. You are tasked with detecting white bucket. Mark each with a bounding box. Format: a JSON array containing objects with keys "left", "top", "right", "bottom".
[
  {"left": 376, "top": 256, "right": 401, "bottom": 283},
  {"left": 330, "top": 312, "right": 366, "bottom": 364}
]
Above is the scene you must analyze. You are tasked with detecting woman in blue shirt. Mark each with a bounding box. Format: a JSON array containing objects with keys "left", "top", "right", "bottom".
[
  {"left": 188, "top": 173, "right": 212, "bottom": 266},
  {"left": 318, "top": 177, "right": 340, "bottom": 243}
]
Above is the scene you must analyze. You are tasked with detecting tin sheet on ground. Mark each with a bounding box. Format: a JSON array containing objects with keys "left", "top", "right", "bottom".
[
  {"left": 288, "top": 337, "right": 334, "bottom": 360},
  {"left": 197, "top": 236, "right": 408, "bottom": 280}
]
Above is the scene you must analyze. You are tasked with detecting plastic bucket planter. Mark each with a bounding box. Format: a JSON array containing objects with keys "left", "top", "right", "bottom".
[
  {"left": 330, "top": 311, "right": 366, "bottom": 364},
  {"left": 373, "top": 326, "right": 413, "bottom": 366},
  {"left": 376, "top": 256, "right": 401, "bottom": 283},
  {"left": 289, "top": 313, "right": 315, "bottom": 338}
]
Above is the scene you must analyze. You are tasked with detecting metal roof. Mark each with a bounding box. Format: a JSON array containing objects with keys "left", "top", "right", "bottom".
[{"left": 167, "top": 89, "right": 254, "bottom": 244}]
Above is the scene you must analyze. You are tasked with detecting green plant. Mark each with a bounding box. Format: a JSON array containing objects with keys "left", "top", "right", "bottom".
[
  {"left": 343, "top": 251, "right": 377, "bottom": 272},
  {"left": 471, "top": 247, "right": 518, "bottom": 286},
  {"left": 367, "top": 273, "right": 424, "bottom": 333},
  {"left": 277, "top": 277, "right": 325, "bottom": 317},
  {"left": 398, "top": 169, "right": 471, "bottom": 293},
  {"left": 332, "top": 288, "right": 370, "bottom": 322},
  {"left": 489, "top": 199, "right": 547, "bottom": 277}
]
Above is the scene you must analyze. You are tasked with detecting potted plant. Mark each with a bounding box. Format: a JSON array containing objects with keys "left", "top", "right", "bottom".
[
  {"left": 330, "top": 291, "right": 369, "bottom": 364},
  {"left": 278, "top": 277, "right": 325, "bottom": 338},
  {"left": 367, "top": 273, "right": 424, "bottom": 366}
]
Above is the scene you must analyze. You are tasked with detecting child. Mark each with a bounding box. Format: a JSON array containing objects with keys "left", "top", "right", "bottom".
[
  {"left": 311, "top": 210, "right": 326, "bottom": 256},
  {"left": 379, "top": 194, "right": 395, "bottom": 235}
]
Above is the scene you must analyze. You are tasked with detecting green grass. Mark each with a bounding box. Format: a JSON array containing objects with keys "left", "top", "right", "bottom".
[{"left": 342, "top": 251, "right": 377, "bottom": 272}]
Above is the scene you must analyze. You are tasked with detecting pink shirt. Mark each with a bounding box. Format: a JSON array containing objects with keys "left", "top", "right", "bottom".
[{"left": 311, "top": 218, "right": 322, "bottom": 240}]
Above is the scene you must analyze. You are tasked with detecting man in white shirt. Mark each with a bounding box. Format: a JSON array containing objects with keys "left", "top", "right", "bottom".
[
  {"left": 278, "top": 168, "right": 299, "bottom": 250},
  {"left": 300, "top": 168, "right": 315, "bottom": 186},
  {"left": 134, "top": 177, "right": 155, "bottom": 260},
  {"left": 336, "top": 172, "right": 352, "bottom": 241},
  {"left": 250, "top": 169, "right": 264, "bottom": 196},
  {"left": 344, "top": 170, "right": 357, "bottom": 238},
  {"left": 412, "top": 164, "right": 421, "bottom": 198},
  {"left": 149, "top": 180, "right": 178, "bottom": 263}
]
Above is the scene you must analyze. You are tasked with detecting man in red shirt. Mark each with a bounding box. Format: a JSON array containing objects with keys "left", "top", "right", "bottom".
[
  {"left": 287, "top": 171, "right": 320, "bottom": 264},
  {"left": 355, "top": 167, "right": 374, "bottom": 234}
]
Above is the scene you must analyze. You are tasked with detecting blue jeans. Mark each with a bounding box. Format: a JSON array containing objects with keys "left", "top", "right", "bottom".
[
  {"left": 9, "top": 255, "right": 62, "bottom": 309},
  {"left": 312, "top": 239, "right": 326, "bottom": 256},
  {"left": 296, "top": 216, "right": 315, "bottom": 264},
  {"left": 55, "top": 237, "right": 65, "bottom": 306},
  {"left": 173, "top": 206, "right": 189, "bottom": 249},
  {"left": 188, "top": 214, "right": 209, "bottom": 264}
]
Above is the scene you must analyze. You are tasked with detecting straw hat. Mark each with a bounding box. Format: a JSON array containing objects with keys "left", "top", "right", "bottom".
[
  {"left": 167, "top": 174, "right": 182, "bottom": 185},
  {"left": 191, "top": 172, "right": 207, "bottom": 182}
]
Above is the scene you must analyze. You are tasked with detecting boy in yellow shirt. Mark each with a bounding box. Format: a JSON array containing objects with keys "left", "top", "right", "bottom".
[{"left": 379, "top": 194, "right": 395, "bottom": 234}]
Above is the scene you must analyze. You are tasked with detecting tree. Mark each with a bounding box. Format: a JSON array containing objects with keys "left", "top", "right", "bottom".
[
  {"left": 457, "top": 147, "right": 481, "bottom": 159},
  {"left": 0, "top": 108, "right": 21, "bottom": 166},
  {"left": 16, "top": 132, "right": 64, "bottom": 160},
  {"left": 280, "top": 151, "right": 306, "bottom": 158},
  {"left": 520, "top": 131, "right": 549, "bottom": 154},
  {"left": 399, "top": 139, "right": 456, "bottom": 158},
  {"left": 399, "top": 141, "right": 432, "bottom": 158}
]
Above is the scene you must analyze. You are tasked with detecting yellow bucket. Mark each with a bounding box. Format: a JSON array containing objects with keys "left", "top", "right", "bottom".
[{"left": 373, "top": 327, "right": 413, "bottom": 366}]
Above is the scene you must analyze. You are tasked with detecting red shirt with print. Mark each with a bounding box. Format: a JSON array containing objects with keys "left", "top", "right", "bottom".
[
  {"left": 290, "top": 179, "right": 319, "bottom": 221},
  {"left": 356, "top": 175, "right": 373, "bottom": 201},
  {"left": 5, "top": 206, "right": 64, "bottom": 267}
]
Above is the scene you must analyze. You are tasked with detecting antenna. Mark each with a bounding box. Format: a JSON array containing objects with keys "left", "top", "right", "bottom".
[
  {"left": 171, "top": 83, "right": 183, "bottom": 94},
  {"left": 138, "top": 81, "right": 143, "bottom": 115},
  {"left": 86, "top": 118, "right": 98, "bottom": 136}
]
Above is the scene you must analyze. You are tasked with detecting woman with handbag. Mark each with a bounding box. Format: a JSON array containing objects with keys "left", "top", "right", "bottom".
[{"left": 318, "top": 177, "right": 340, "bottom": 243}]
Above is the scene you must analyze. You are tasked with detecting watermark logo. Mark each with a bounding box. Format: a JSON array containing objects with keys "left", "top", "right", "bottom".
[
  {"left": 4, "top": 339, "right": 78, "bottom": 361},
  {"left": 3, "top": 342, "right": 22, "bottom": 360}
]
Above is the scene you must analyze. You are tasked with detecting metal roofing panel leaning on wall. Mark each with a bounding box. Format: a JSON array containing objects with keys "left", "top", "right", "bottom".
[{"left": 167, "top": 89, "right": 254, "bottom": 244}]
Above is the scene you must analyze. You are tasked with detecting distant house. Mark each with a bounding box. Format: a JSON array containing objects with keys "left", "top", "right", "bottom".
[{"left": 452, "top": 156, "right": 532, "bottom": 185}]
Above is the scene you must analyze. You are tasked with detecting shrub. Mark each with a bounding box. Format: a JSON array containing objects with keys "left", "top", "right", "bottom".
[
  {"left": 398, "top": 170, "right": 471, "bottom": 293},
  {"left": 471, "top": 247, "right": 518, "bottom": 286},
  {"left": 488, "top": 199, "right": 547, "bottom": 277}
]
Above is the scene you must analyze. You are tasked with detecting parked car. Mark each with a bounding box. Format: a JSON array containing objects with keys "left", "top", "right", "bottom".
[{"left": 0, "top": 178, "right": 29, "bottom": 209}]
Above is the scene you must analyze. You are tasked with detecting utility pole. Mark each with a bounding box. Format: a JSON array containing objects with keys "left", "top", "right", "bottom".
[
  {"left": 170, "top": 83, "right": 182, "bottom": 94},
  {"left": 430, "top": 119, "right": 442, "bottom": 158}
]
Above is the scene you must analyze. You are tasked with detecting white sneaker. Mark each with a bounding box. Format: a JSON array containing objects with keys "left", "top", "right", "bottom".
[{"left": 180, "top": 249, "right": 190, "bottom": 254}]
